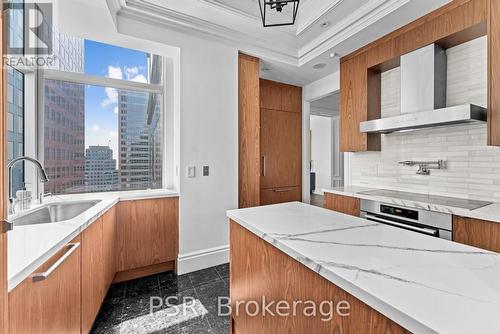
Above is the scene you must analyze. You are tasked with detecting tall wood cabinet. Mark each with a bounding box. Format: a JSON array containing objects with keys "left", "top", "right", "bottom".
[
  {"left": 238, "top": 53, "right": 302, "bottom": 207},
  {"left": 260, "top": 79, "right": 302, "bottom": 205}
]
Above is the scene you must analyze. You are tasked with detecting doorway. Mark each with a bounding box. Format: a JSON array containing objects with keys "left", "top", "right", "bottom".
[{"left": 309, "top": 92, "right": 343, "bottom": 207}]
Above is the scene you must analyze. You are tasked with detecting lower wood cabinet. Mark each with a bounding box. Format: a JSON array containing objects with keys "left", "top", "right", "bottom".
[
  {"left": 9, "top": 236, "right": 82, "bottom": 334},
  {"left": 324, "top": 192, "right": 360, "bottom": 217},
  {"left": 81, "top": 217, "right": 106, "bottom": 334},
  {"left": 103, "top": 206, "right": 117, "bottom": 288},
  {"left": 116, "top": 197, "right": 179, "bottom": 272},
  {"left": 260, "top": 187, "right": 301, "bottom": 205},
  {"left": 453, "top": 216, "right": 500, "bottom": 253}
]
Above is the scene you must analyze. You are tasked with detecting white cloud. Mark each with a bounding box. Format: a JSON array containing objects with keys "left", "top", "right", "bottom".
[
  {"left": 130, "top": 74, "right": 148, "bottom": 83},
  {"left": 101, "top": 87, "right": 118, "bottom": 108},
  {"left": 113, "top": 106, "right": 119, "bottom": 115},
  {"left": 92, "top": 124, "right": 100, "bottom": 132},
  {"left": 107, "top": 65, "right": 123, "bottom": 80},
  {"left": 125, "top": 66, "right": 139, "bottom": 79},
  {"left": 109, "top": 131, "right": 118, "bottom": 139}
]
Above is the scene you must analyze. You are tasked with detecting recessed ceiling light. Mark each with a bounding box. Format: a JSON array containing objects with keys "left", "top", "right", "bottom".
[
  {"left": 313, "top": 63, "right": 327, "bottom": 70},
  {"left": 320, "top": 22, "right": 330, "bottom": 28},
  {"left": 261, "top": 67, "right": 271, "bottom": 72},
  {"left": 329, "top": 52, "right": 338, "bottom": 58}
]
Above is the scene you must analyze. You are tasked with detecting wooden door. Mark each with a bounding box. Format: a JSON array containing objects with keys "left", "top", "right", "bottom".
[
  {"left": 9, "top": 238, "right": 82, "bottom": 334},
  {"left": 260, "top": 79, "right": 282, "bottom": 111},
  {"left": 238, "top": 53, "right": 260, "bottom": 208},
  {"left": 103, "top": 206, "right": 117, "bottom": 288},
  {"left": 260, "top": 109, "right": 302, "bottom": 189},
  {"left": 82, "top": 218, "right": 105, "bottom": 334},
  {"left": 281, "top": 84, "right": 302, "bottom": 113},
  {"left": 116, "top": 197, "right": 179, "bottom": 272},
  {"left": 0, "top": 9, "right": 8, "bottom": 333}
]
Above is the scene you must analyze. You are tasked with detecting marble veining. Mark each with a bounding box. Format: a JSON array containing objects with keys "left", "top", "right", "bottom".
[{"left": 227, "top": 202, "right": 500, "bottom": 334}]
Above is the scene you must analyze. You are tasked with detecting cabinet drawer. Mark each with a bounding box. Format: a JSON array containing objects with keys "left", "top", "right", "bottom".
[
  {"left": 9, "top": 239, "right": 82, "bottom": 334},
  {"left": 324, "top": 193, "right": 360, "bottom": 217},
  {"left": 261, "top": 187, "right": 302, "bottom": 205}
]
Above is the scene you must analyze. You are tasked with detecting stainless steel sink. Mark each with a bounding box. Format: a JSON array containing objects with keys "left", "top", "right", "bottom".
[{"left": 12, "top": 200, "right": 102, "bottom": 227}]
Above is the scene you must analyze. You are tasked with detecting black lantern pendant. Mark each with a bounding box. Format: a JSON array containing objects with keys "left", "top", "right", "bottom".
[{"left": 258, "top": 0, "right": 300, "bottom": 27}]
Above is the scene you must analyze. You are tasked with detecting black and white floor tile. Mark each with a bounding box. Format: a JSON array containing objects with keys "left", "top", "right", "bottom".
[{"left": 91, "top": 264, "right": 230, "bottom": 334}]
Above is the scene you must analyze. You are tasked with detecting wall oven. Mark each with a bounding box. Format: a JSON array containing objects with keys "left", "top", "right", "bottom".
[{"left": 360, "top": 199, "right": 452, "bottom": 240}]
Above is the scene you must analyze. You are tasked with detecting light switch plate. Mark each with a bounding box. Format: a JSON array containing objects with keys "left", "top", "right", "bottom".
[
  {"left": 187, "top": 165, "right": 196, "bottom": 178},
  {"left": 203, "top": 166, "right": 209, "bottom": 176}
]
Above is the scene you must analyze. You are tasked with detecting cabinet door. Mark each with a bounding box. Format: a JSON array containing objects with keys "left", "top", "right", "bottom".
[
  {"left": 82, "top": 218, "right": 105, "bottom": 334},
  {"left": 261, "top": 109, "right": 302, "bottom": 189},
  {"left": 116, "top": 197, "right": 179, "bottom": 272},
  {"left": 260, "top": 187, "right": 302, "bottom": 205},
  {"left": 260, "top": 79, "right": 282, "bottom": 110},
  {"left": 281, "top": 84, "right": 302, "bottom": 113},
  {"left": 103, "top": 206, "right": 117, "bottom": 288},
  {"left": 324, "top": 193, "right": 360, "bottom": 217},
  {"left": 9, "top": 239, "right": 82, "bottom": 334},
  {"left": 453, "top": 216, "right": 500, "bottom": 252}
]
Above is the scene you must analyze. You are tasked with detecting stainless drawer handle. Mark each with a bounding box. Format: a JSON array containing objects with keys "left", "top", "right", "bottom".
[
  {"left": 262, "top": 156, "right": 267, "bottom": 177},
  {"left": 32, "top": 243, "right": 80, "bottom": 282},
  {"left": 273, "top": 188, "right": 293, "bottom": 193},
  {"left": 364, "top": 214, "right": 439, "bottom": 236}
]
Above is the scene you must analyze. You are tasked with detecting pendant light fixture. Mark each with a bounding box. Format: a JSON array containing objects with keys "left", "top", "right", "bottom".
[{"left": 258, "top": 0, "right": 300, "bottom": 27}]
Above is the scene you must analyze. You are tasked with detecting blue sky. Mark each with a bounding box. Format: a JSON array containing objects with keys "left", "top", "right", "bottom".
[{"left": 83, "top": 40, "right": 150, "bottom": 159}]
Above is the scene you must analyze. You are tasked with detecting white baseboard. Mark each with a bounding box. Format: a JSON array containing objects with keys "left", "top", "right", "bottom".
[{"left": 177, "top": 245, "right": 229, "bottom": 275}]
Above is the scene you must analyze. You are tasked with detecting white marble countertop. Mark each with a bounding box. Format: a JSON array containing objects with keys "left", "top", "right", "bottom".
[
  {"left": 8, "top": 189, "right": 179, "bottom": 292},
  {"left": 227, "top": 202, "right": 500, "bottom": 334},
  {"left": 323, "top": 186, "right": 500, "bottom": 224}
]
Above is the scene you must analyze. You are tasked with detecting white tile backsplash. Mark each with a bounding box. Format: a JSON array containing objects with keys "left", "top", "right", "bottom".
[{"left": 350, "top": 36, "right": 500, "bottom": 202}]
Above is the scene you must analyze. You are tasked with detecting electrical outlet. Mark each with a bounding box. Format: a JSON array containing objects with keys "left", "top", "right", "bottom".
[
  {"left": 203, "top": 166, "right": 209, "bottom": 176},
  {"left": 187, "top": 165, "right": 196, "bottom": 178}
]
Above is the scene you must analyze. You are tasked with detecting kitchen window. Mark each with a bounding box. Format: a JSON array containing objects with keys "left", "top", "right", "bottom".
[{"left": 40, "top": 38, "right": 166, "bottom": 195}]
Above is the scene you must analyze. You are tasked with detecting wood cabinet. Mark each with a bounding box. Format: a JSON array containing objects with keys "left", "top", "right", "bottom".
[
  {"left": 9, "top": 237, "right": 82, "bottom": 334},
  {"left": 260, "top": 186, "right": 302, "bottom": 206},
  {"left": 103, "top": 206, "right": 117, "bottom": 289},
  {"left": 453, "top": 216, "right": 500, "bottom": 252},
  {"left": 230, "top": 221, "right": 410, "bottom": 333},
  {"left": 238, "top": 53, "right": 261, "bottom": 208},
  {"left": 324, "top": 193, "right": 360, "bottom": 217},
  {"left": 339, "top": 0, "right": 500, "bottom": 151},
  {"left": 259, "top": 79, "right": 302, "bottom": 204},
  {"left": 116, "top": 197, "right": 179, "bottom": 272},
  {"left": 81, "top": 218, "right": 105, "bottom": 334}
]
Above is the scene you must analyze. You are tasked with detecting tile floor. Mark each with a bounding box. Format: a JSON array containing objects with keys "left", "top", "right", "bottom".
[{"left": 91, "top": 264, "right": 230, "bottom": 334}]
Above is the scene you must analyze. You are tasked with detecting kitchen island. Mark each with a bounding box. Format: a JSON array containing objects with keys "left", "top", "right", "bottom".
[{"left": 227, "top": 202, "right": 500, "bottom": 334}]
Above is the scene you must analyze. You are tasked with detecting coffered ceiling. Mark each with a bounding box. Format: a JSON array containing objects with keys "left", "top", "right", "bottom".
[{"left": 107, "top": 0, "right": 451, "bottom": 85}]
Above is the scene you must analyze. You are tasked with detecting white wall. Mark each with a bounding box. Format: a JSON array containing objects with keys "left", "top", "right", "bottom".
[
  {"left": 59, "top": 0, "right": 238, "bottom": 273},
  {"left": 350, "top": 36, "right": 500, "bottom": 202},
  {"left": 310, "top": 115, "right": 332, "bottom": 194}
]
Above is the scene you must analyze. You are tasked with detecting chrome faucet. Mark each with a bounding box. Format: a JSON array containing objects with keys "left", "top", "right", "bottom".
[
  {"left": 399, "top": 160, "right": 444, "bottom": 175},
  {"left": 8, "top": 156, "right": 49, "bottom": 215}
]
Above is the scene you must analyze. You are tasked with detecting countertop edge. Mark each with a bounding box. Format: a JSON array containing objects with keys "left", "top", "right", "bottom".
[
  {"left": 322, "top": 187, "right": 500, "bottom": 224},
  {"left": 8, "top": 190, "right": 179, "bottom": 292},
  {"left": 227, "top": 212, "right": 438, "bottom": 334}
]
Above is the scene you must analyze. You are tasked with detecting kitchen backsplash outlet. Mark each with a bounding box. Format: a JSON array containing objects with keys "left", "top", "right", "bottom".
[{"left": 350, "top": 36, "right": 500, "bottom": 202}]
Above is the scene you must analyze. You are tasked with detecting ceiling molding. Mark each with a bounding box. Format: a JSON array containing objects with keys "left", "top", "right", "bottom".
[
  {"left": 120, "top": 0, "right": 299, "bottom": 65},
  {"left": 110, "top": 0, "right": 423, "bottom": 70},
  {"left": 197, "top": 0, "right": 297, "bottom": 37},
  {"left": 295, "top": 0, "right": 344, "bottom": 37},
  {"left": 298, "top": 0, "right": 411, "bottom": 65}
]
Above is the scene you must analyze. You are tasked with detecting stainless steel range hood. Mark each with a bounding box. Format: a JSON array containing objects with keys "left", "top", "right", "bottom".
[{"left": 360, "top": 44, "right": 487, "bottom": 134}]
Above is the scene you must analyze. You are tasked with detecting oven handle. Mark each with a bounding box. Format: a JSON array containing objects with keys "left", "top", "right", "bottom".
[{"left": 364, "top": 214, "right": 439, "bottom": 236}]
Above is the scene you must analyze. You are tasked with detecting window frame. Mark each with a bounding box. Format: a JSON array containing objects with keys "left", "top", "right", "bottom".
[{"left": 36, "top": 57, "right": 168, "bottom": 194}]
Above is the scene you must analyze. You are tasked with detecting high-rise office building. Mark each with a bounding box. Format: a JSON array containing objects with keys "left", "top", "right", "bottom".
[
  {"left": 43, "top": 29, "right": 85, "bottom": 194},
  {"left": 118, "top": 89, "right": 162, "bottom": 190},
  {"left": 85, "top": 146, "right": 118, "bottom": 192}
]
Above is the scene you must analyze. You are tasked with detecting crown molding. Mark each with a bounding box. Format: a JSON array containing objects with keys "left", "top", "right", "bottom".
[
  {"left": 298, "top": 0, "right": 411, "bottom": 65},
  {"left": 111, "top": 0, "right": 416, "bottom": 68},
  {"left": 295, "top": 0, "right": 344, "bottom": 37},
  {"left": 120, "top": 0, "right": 299, "bottom": 65}
]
